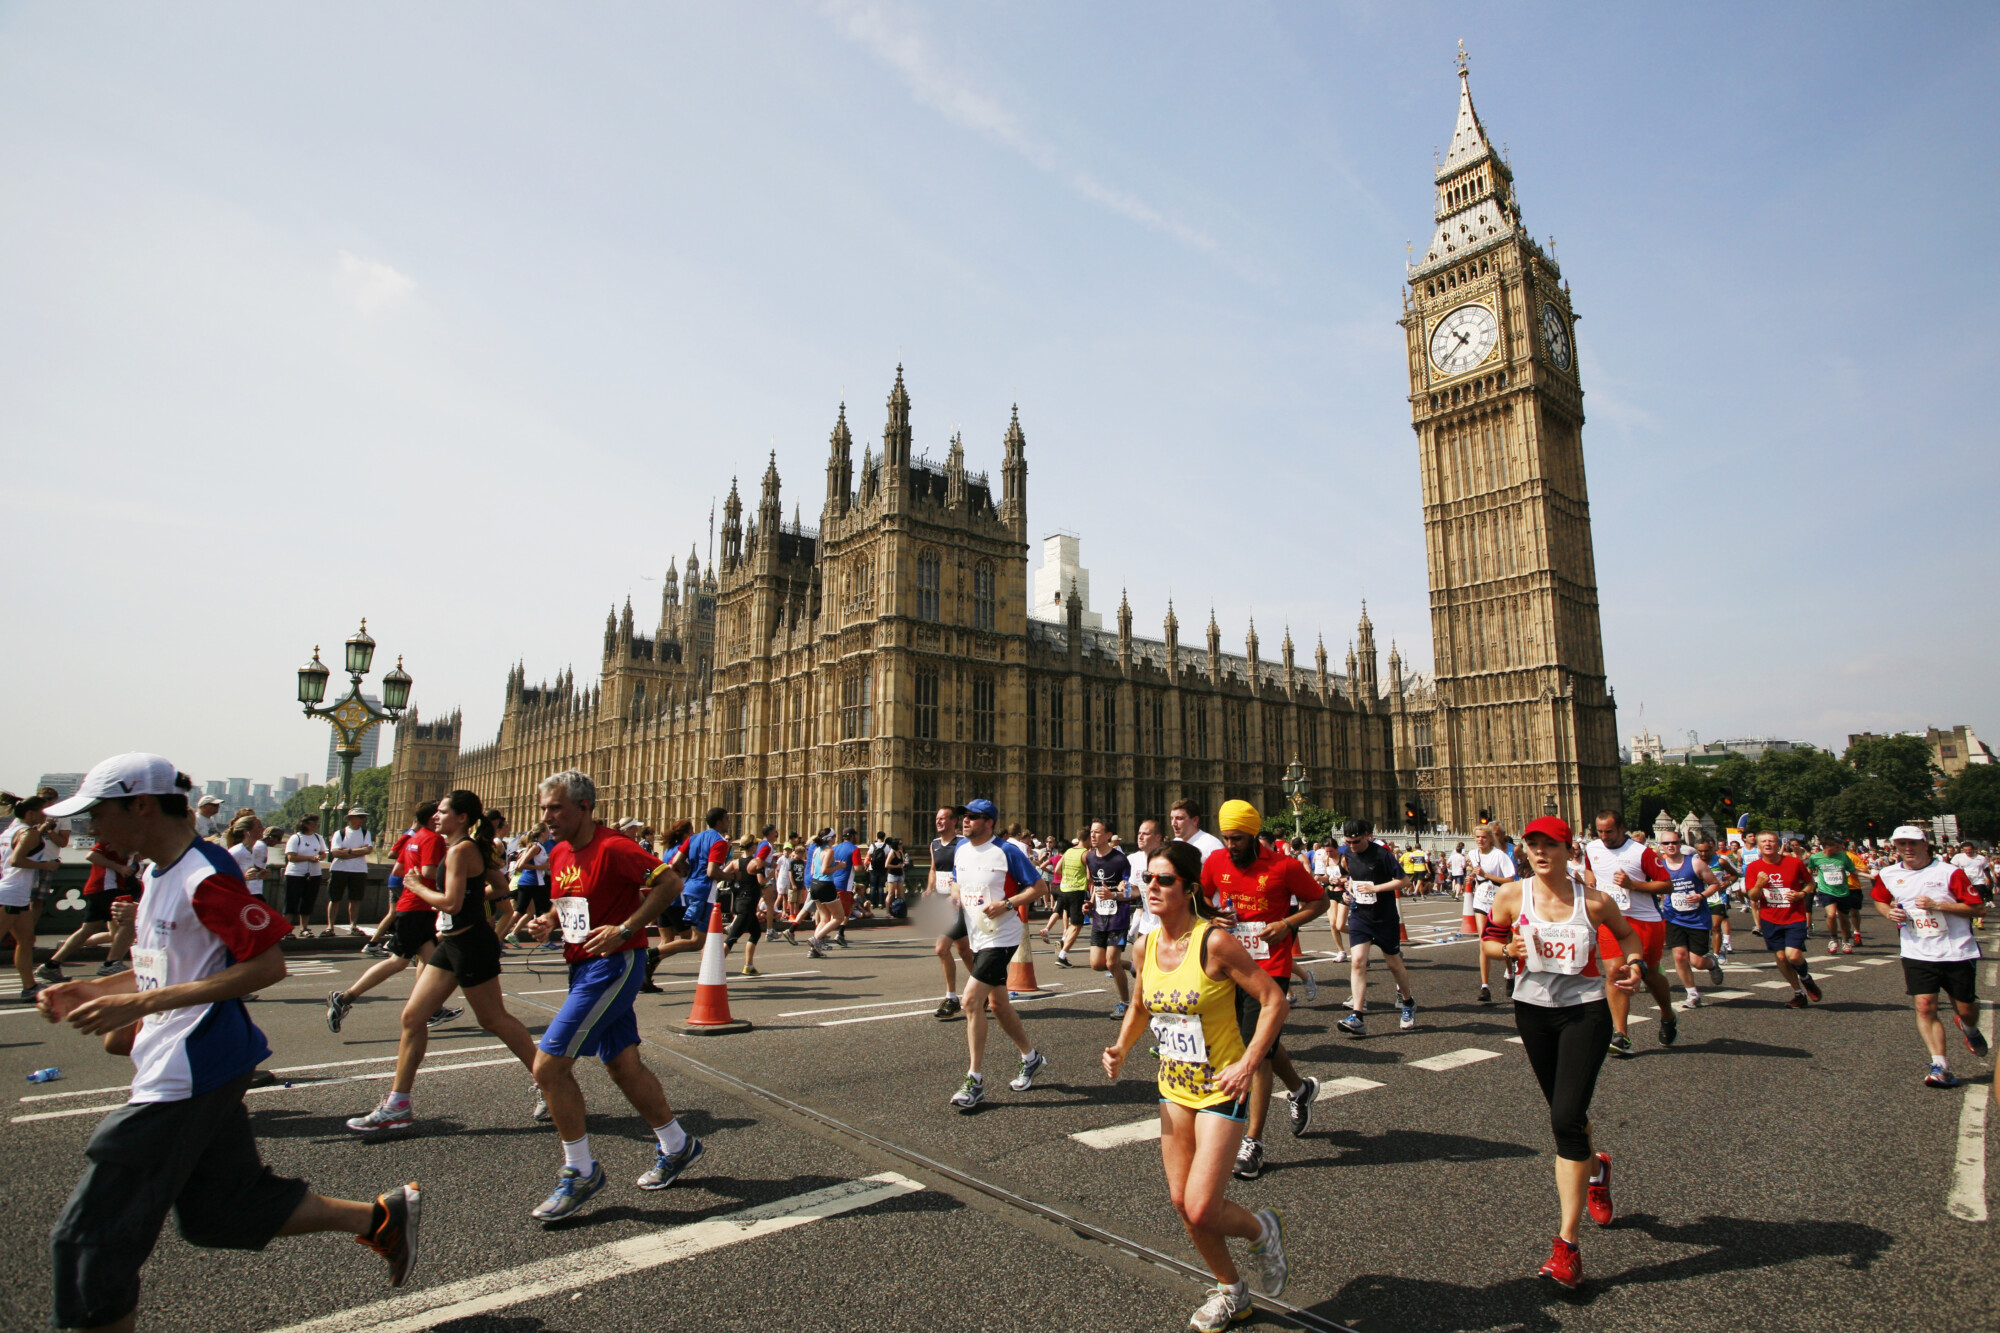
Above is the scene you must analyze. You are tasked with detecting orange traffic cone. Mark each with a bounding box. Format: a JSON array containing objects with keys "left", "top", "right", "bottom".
[
  {"left": 1461, "top": 891, "right": 1477, "bottom": 938},
  {"left": 672, "top": 904, "right": 752, "bottom": 1035},
  {"left": 1006, "top": 929, "right": 1048, "bottom": 998}
]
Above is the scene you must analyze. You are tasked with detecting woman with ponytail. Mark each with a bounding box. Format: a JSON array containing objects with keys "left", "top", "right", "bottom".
[{"left": 345, "top": 789, "right": 541, "bottom": 1134}]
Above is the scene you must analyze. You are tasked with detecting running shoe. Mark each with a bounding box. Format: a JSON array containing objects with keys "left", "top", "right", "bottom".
[
  {"left": 1659, "top": 1013, "right": 1678, "bottom": 1046},
  {"left": 1055, "top": 951, "right": 1072, "bottom": 968},
  {"left": 426, "top": 1006, "right": 462, "bottom": 1029},
  {"left": 934, "top": 994, "right": 962, "bottom": 1020},
  {"left": 741, "top": 966, "right": 760, "bottom": 977},
  {"left": 637, "top": 1135, "right": 705, "bottom": 1190},
  {"left": 539, "top": 938, "right": 562, "bottom": 951},
  {"left": 19, "top": 986, "right": 37, "bottom": 1004},
  {"left": 1955, "top": 1013, "right": 1990, "bottom": 1057},
  {"left": 94, "top": 960, "right": 129, "bottom": 977},
  {"left": 835, "top": 936, "right": 849, "bottom": 948},
  {"left": 1800, "top": 973, "right": 1822, "bottom": 1002},
  {"left": 1707, "top": 954, "right": 1726, "bottom": 988},
  {"left": 1842, "top": 941, "right": 1855, "bottom": 954},
  {"left": 1338, "top": 1011, "right": 1365, "bottom": 1037},
  {"left": 346, "top": 1099, "right": 415, "bottom": 1133},
  {"left": 1539, "top": 1235, "right": 1582, "bottom": 1289},
  {"left": 362, "top": 943, "right": 390, "bottom": 959},
  {"left": 531, "top": 1162, "right": 605, "bottom": 1221},
  {"left": 1329, "top": 949, "right": 1347, "bottom": 963},
  {"left": 1287, "top": 1077, "right": 1319, "bottom": 1138},
  {"left": 530, "top": 1085, "right": 550, "bottom": 1122},
  {"left": 326, "top": 990, "right": 353, "bottom": 1034},
  {"left": 1299, "top": 969, "right": 1318, "bottom": 1004},
  {"left": 33, "top": 962, "right": 63, "bottom": 984},
  {"left": 639, "top": 980, "right": 664, "bottom": 994},
  {"left": 807, "top": 944, "right": 827, "bottom": 960},
  {"left": 1786, "top": 992, "right": 1809, "bottom": 1009},
  {"left": 1586, "top": 1152, "right": 1613, "bottom": 1226},
  {"left": 1607, "top": 1032, "right": 1634, "bottom": 1058},
  {"left": 949, "top": 1074, "right": 984, "bottom": 1110},
  {"left": 1233, "top": 1136, "right": 1265, "bottom": 1181},
  {"left": 1850, "top": 931, "right": 1861, "bottom": 946},
  {"left": 1682, "top": 992, "right": 1701, "bottom": 1009},
  {"left": 1188, "top": 1283, "right": 1254, "bottom": 1331},
  {"left": 1925, "top": 1064, "right": 1962, "bottom": 1089},
  {"left": 1826, "top": 940, "right": 1839, "bottom": 956},
  {"left": 1477, "top": 984, "right": 1492, "bottom": 1005},
  {"left": 1010, "top": 1049, "right": 1048, "bottom": 1092},
  {"left": 1246, "top": 1207, "right": 1287, "bottom": 1296},
  {"left": 357, "top": 1182, "right": 422, "bottom": 1288},
  {"left": 784, "top": 928, "right": 798, "bottom": 947},
  {"left": 1110, "top": 1000, "right": 1129, "bottom": 1020},
  {"left": 1399, "top": 999, "right": 1417, "bottom": 1032}
]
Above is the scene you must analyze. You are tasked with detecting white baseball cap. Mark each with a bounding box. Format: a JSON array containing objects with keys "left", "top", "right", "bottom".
[
  {"left": 45, "top": 753, "right": 188, "bottom": 818},
  {"left": 1889, "top": 824, "right": 1930, "bottom": 843}
]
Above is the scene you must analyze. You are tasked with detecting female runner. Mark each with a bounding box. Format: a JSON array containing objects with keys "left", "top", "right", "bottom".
[
  {"left": 1102, "top": 840, "right": 1291, "bottom": 1331},
  {"left": 1482, "top": 815, "right": 1645, "bottom": 1289},
  {"left": 346, "top": 789, "right": 541, "bottom": 1133}
]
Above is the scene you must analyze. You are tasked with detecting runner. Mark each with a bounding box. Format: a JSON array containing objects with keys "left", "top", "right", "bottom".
[
  {"left": 1052, "top": 830, "right": 1090, "bottom": 965},
  {"left": 928, "top": 806, "right": 976, "bottom": 1018},
  {"left": 1318, "top": 839, "right": 1350, "bottom": 964},
  {"left": 1171, "top": 798, "right": 1227, "bottom": 862},
  {"left": 1742, "top": 829, "right": 1822, "bottom": 1009},
  {"left": 1202, "top": 801, "right": 1326, "bottom": 1179},
  {"left": 1335, "top": 819, "right": 1419, "bottom": 1035},
  {"left": 1101, "top": 837, "right": 1291, "bottom": 1328},
  {"left": 667, "top": 806, "right": 730, "bottom": 957},
  {"left": 1950, "top": 841, "right": 1991, "bottom": 932},
  {"left": 1871, "top": 824, "right": 1989, "bottom": 1087},
  {"left": 1126, "top": 817, "right": 1167, "bottom": 955},
  {"left": 1657, "top": 829, "right": 1727, "bottom": 1006},
  {"left": 1482, "top": 814, "right": 1644, "bottom": 1290},
  {"left": 1084, "top": 819, "right": 1134, "bottom": 1017},
  {"left": 324, "top": 807, "right": 373, "bottom": 938},
  {"left": 326, "top": 800, "right": 460, "bottom": 1036},
  {"left": 1470, "top": 824, "right": 1517, "bottom": 1003},
  {"left": 345, "top": 789, "right": 542, "bottom": 1133},
  {"left": 946, "top": 798, "right": 1049, "bottom": 1110},
  {"left": 3, "top": 796, "right": 62, "bottom": 1001},
  {"left": 524, "top": 769, "right": 705, "bottom": 1220},
  {"left": 1810, "top": 833, "right": 1865, "bottom": 956},
  {"left": 40, "top": 832, "right": 146, "bottom": 983},
  {"left": 1695, "top": 836, "right": 1737, "bottom": 957},
  {"left": 828, "top": 827, "right": 860, "bottom": 945},
  {"left": 38, "top": 754, "right": 419, "bottom": 1331},
  {"left": 507, "top": 822, "right": 554, "bottom": 945},
  {"left": 719, "top": 834, "right": 768, "bottom": 976},
  {"left": 1448, "top": 841, "right": 1471, "bottom": 929},
  {"left": 885, "top": 837, "right": 907, "bottom": 914},
  {"left": 362, "top": 819, "right": 418, "bottom": 958},
  {"left": 1580, "top": 810, "right": 1679, "bottom": 1053}
]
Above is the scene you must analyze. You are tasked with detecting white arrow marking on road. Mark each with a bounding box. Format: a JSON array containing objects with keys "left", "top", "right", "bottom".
[
  {"left": 1947, "top": 1004, "right": 1995, "bottom": 1223},
  {"left": 259, "top": 1172, "right": 925, "bottom": 1333},
  {"left": 1408, "top": 1048, "right": 1502, "bottom": 1072}
]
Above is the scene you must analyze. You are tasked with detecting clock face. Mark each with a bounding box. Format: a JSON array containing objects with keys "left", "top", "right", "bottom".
[
  {"left": 1429, "top": 303, "right": 1499, "bottom": 376},
  {"left": 1541, "top": 302, "right": 1572, "bottom": 370}
]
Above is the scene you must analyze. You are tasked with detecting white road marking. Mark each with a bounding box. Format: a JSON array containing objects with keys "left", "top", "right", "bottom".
[
  {"left": 1321, "top": 1075, "right": 1386, "bottom": 1095},
  {"left": 1408, "top": 1048, "right": 1502, "bottom": 1072},
  {"left": 818, "top": 988, "right": 1104, "bottom": 1026},
  {"left": 12, "top": 1044, "right": 512, "bottom": 1106},
  {"left": 1706, "top": 990, "right": 1754, "bottom": 1002},
  {"left": 781, "top": 995, "right": 953, "bottom": 1018},
  {"left": 11, "top": 1058, "right": 521, "bottom": 1125},
  {"left": 0, "top": 1007, "right": 51, "bottom": 1018},
  {"left": 1946, "top": 1003, "right": 1995, "bottom": 1223},
  {"left": 1506, "top": 1036, "right": 1523, "bottom": 1044},
  {"left": 1828, "top": 965, "right": 1861, "bottom": 973},
  {"left": 1860, "top": 957, "right": 1894, "bottom": 966},
  {"left": 1755, "top": 980, "right": 1793, "bottom": 989},
  {"left": 261, "top": 1171, "right": 926, "bottom": 1333},
  {"left": 1071, "top": 1116, "right": 1162, "bottom": 1149}
]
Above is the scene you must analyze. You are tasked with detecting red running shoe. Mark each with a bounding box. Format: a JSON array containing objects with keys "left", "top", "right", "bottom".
[
  {"left": 1539, "top": 1235, "right": 1582, "bottom": 1289},
  {"left": 1586, "top": 1151, "right": 1614, "bottom": 1227}
]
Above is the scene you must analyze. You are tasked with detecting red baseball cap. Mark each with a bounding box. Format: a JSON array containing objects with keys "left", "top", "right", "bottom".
[{"left": 1523, "top": 815, "right": 1572, "bottom": 844}]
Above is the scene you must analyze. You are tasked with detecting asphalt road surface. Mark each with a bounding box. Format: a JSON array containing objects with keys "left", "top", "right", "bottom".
[{"left": 5, "top": 895, "right": 1996, "bottom": 1333}]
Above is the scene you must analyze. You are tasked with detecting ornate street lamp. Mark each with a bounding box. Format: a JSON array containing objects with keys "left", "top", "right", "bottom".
[
  {"left": 299, "top": 619, "right": 411, "bottom": 818},
  {"left": 1544, "top": 792, "right": 1559, "bottom": 819},
  {"left": 1281, "top": 757, "right": 1310, "bottom": 844}
]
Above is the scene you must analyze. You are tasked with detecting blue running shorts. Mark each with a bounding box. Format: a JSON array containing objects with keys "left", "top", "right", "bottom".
[{"left": 539, "top": 950, "right": 644, "bottom": 1063}]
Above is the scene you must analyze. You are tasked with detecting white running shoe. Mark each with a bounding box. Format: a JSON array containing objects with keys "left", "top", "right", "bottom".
[
  {"left": 347, "top": 1099, "right": 415, "bottom": 1133},
  {"left": 1189, "top": 1284, "right": 1253, "bottom": 1331},
  {"left": 1009, "top": 1050, "right": 1048, "bottom": 1092},
  {"left": 1246, "top": 1207, "right": 1288, "bottom": 1297}
]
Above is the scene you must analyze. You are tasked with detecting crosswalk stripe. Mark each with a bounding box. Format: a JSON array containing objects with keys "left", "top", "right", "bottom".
[
  {"left": 1408, "top": 1048, "right": 1502, "bottom": 1072},
  {"left": 1071, "top": 1117, "right": 1162, "bottom": 1149},
  {"left": 1706, "top": 990, "right": 1753, "bottom": 1001},
  {"left": 260, "top": 1172, "right": 926, "bottom": 1333},
  {"left": 1321, "top": 1076, "right": 1386, "bottom": 1096},
  {"left": 1827, "top": 965, "right": 1861, "bottom": 973},
  {"left": 1754, "top": 980, "right": 1793, "bottom": 989},
  {"left": 1861, "top": 957, "right": 1895, "bottom": 966}
]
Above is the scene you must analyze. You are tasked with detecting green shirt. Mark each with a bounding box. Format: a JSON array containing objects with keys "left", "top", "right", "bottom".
[
  {"left": 1806, "top": 853, "right": 1855, "bottom": 896},
  {"left": 1057, "top": 846, "right": 1090, "bottom": 892}
]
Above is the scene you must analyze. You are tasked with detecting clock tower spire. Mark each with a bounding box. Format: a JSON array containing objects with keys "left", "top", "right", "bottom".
[{"left": 1400, "top": 50, "right": 1620, "bottom": 833}]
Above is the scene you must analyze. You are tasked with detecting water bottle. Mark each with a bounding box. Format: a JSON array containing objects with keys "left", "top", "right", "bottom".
[{"left": 26, "top": 1068, "right": 62, "bottom": 1084}]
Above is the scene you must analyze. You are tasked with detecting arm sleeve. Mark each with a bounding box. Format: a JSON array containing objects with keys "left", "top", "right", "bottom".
[
  {"left": 1002, "top": 842, "right": 1043, "bottom": 886},
  {"left": 1283, "top": 859, "right": 1325, "bottom": 902},
  {"left": 191, "top": 876, "right": 293, "bottom": 960},
  {"left": 1949, "top": 869, "right": 1979, "bottom": 906},
  {"left": 1870, "top": 877, "right": 1892, "bottom": 904},
  {"left": 1640, "top": 849, "right": 1669, "bottom": 882},
  {"left": 616, "top": 839, "right": 665, "bottom": 883}
]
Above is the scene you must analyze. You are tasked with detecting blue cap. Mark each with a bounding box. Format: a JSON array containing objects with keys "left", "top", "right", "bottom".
[{"left": 964, "top": 798, "right": 999, "bottom": 820}]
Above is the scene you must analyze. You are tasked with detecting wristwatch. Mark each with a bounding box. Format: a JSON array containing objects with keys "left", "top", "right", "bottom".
[{"left": 618, "top": 925, "right": 635, "bottom": 942}]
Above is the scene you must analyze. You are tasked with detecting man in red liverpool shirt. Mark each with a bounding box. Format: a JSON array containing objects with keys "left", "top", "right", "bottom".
[
  {"left": 1743, "top": 830, "right": 1821, "bottom": 1008},
  {"left": 1201, "top": 800, "right": 1327, "bottom": 1181}
]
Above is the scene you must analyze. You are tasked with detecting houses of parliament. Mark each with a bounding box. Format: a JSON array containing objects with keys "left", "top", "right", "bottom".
[{"left": 388, "top": 61, "right": 1622, "bottom": 843}]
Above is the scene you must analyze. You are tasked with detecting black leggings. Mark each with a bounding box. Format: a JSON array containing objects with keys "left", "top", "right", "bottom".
[
  {"left": 1512, "top": 998, "right": 1613, "bottom": 1162},
  {"left": 724, "top": 887, "right": 764, "bottom": 948}
]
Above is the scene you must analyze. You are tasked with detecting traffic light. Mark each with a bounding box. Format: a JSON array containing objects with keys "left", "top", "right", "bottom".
[
  {"left": 1720, "top": 788, "right": 1735, "bottom": 813},
  {"left": 1404, "top": 800, "right": 1424, "bottom": 825},
  {"left": 1477, "top": 808, "right": 1492, "bottom": 825}
]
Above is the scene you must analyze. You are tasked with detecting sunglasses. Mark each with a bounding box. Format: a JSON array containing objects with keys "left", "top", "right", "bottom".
[{"left": 1142, "top": 872, "right": 1182, "bottom": 886}]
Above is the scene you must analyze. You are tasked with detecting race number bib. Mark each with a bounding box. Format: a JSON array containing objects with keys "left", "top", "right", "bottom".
[
  {"left": 1350, "top": 887, "right": 1378, "bottom": 906},
  {"left": 1231, "top": 923, "right": 1271, "bottom": 959},
  {"left": 1763, "top": 882, "right": 1791, "bottom": 908},
  {"left": 1908, "top": 905, "right": 1945, "bottom": 938},
  {"left": 554, "top": 895, "right": 592, "bottom": 944},
  {"left": 959, "top": 883, "right": 987, "bottom": 914},
  {"left": 1670, "top": 890, "right": 1703, "bottom": 913},
  {"left": 1472, "top": 883, "right": 1499, "bottom": 915},
  {"left": 1525, "top": 920, "right": 1593, "bottom": 976},
  {"left": 1093, "top": 894, "right": 1119, "bottom": 918},
  {"left": 1150, "top": 1011, "right": 1208, "bottom": 1064},
  {"left": 1602, "top": 882, "right": 1632, "bottom": 910},
  {"left": 436, "top": 910, "right": 454, "bottom": 932},
  {"left": 1822, "top": 868, "right": 1846, "bottom": 887},
  {"left": 131, "top": 946, "right": 167, "bottom": 991}
]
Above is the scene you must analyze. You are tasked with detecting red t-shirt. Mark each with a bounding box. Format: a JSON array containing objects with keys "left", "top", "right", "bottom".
[
  {"left": 83, "top": 846, "right": 129, "bottom": 896},
  {"left": 1199, "top": 845, "right": 1325, "bottom": 979},
  {"left": 395, "top": 827, "right": 446, "bottom": 912},
  {"left": 549, "top": 825, "right": 662, "bottom": 965},
  {"left": 1744, "top": 854, "right": 1812, "bottom": 925}
]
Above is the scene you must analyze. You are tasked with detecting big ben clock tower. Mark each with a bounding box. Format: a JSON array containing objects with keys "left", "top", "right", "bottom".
[{"left": 1400, "top": 48, "right": 1621, "bottom": 832}]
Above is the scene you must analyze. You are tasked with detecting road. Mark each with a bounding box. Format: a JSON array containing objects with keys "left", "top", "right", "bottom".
[{"left": 3, "top": 895, "right": 1995, "bottom": 1333}]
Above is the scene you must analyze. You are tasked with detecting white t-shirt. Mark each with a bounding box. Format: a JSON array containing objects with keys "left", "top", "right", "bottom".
[
  {"left": 951, "top": 837, "right": 1041, "bottom": 953},
  {"left": 1179, "top": 828, "right": 1225, "bottom": 862},
  {"left": 1875, "top": 860, "right": 1982, "bottom": 963},
  {"left": 329, "top": 826, "right": 372, "bottom": 871},
  {"left": 1584, "top": 837, "right": 1665, "bottom": 922},
  {"left": 1950, "top": 852, "right": 1989, "bottom": 887},
  {"left": 227, "top": 842, "right": 268, "bottom": 896},
  {"left": 1473, "top": 847, "right": 1515, "bottom": 913},
  {"left": 1447, "top": 851, "right": 1468, "bottom": 877},
  {"left": 284, "top": 832, "right": 325, "bottom": 878},
  {"left": 0, "top": 823, "right": 54, "bottom": 907}
]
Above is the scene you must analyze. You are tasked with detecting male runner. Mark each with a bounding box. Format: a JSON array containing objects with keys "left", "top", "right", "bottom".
[
  {"left": 1950, "top": 841, "right": 1990, "bottom": 931},
  {"left": 1083, "top": 820, "right": 1134, "bottom": 1016},
  {"left": 1581, "top": 810, "right": 1679, "bottom": 1053},
  {"left": 928, "top": 805, "right": 976, "bottom": 1019},
  {"left": 1052, "top": 832, "right": 1090, "bottom": 964},
  {"left": 1336, "top": 818, "right": 1419, "bottom": 1035},
  {"left": 1203, "top": 801, "right": 1326, "bottom": 1179},
  {"left": 828, "top": 827, "right": 859, "bottom": 946},
  {"left": 526, "top": 769, "right": 704, "bottom": 1219},
  {"left": 1871, "top": 824, "right": 1988, "bottom": 1087},
  {"left": 1743, "top": 830, "right": 1822, "bottom": 1008},
  {"left": 1810, "top": 833, "right": 1865, "bottom": 955},
  {"left": 1169, "top": 797, "right": 1226, "bottom": 860},
  {"left": 1126, "top": 817, "right": 1167, "bottom": 951},
  {"left": 1696, "top": 837, "right": 1737, "bottom": 956},
  {"left": 665, "top": 806, "right": 729, "bottom": 956},
  {"left": 1657, "top": 830, "right": 1727, "bottom": 1005},
  {"left": 40, "top": 755, "right": 417, "bottom": 1331},
  {"left": 946, "top": 798, "right": 1048, "bottom": 1110},
  {"left": 1470, "top": 824, "right": 1517, "bottom": 1003}
]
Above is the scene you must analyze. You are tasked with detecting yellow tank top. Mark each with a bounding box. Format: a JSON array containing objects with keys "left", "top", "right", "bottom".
[{"left": 1143, "top": 918, "right": 1248, "bottom": 1110}]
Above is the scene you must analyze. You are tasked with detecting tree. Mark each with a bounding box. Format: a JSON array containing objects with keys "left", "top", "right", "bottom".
[
  {"left": 1626, "top": 765, "right": 1724, "bottom": 834},
  {"left": 1742, "top": 746, "right": 1849, "bottom": 831},
  {"left": 1271, "top": 803, "right": 1345, "bottom": 846},
  {"left": 1945, "top": 765, "right": 2000, "bottom": 843},
  {"left": 1815, "top": 777, "right": 1911, "bottom": 843},
  {"left": 271, "top": 765, "right": 392, "bottom": 836},
  {"left": 1844, "top": 734, "right": 1938, "bottom": 815}
]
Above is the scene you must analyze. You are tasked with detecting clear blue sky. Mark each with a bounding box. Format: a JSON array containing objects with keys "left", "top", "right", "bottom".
[{"left": 4, "top": 3, "right": 1994, "bottom": 788}]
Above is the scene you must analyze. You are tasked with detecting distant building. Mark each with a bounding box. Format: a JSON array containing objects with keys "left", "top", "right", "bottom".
[
  {"left": 204, "top": 779, "right": 227, "bottom": 799},
  {"left": 325, "top": 697, "right": 384, "bottom": 781},
  {"left": 1029, "top": 534, "right": 1102, "bottom": 631},
  {"left": 279, "top": 775, "right": 303, "bottom": 798},
  {"left": 1628, "top": 730, "right": 1805, "bottom": 767},
  {"left": 1848, "top": 726, "right": 1994, "bottom": 782},
  {"left": 36, "top": 773, "right": 89, "bottom": 835},
  {"left": 252, "top": 783, "right": 273, "bottom": 809}
]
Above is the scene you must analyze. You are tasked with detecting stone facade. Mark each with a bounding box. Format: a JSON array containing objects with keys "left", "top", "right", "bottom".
[{"left": 391, "top": 62, "right": 1621, "bottom": 842}]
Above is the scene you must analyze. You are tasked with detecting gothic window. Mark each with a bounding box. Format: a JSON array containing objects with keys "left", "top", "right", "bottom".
[
  {"left": 1192, "top": 700, "right": 1210, "bottom": 759},
  {"left": 914, "top": 668, "right": 938, "bottom": 740},
  {"left": 1048, "top": 684, "right": 1065, "bottom": 749},
  {"left": 840, "top": 667, "right": 873, "bottom": 740},
  {"left": 971, "top": 673, "right": 995, "bottom": 744},
  {"left": 1101, "top": 688, "right": 1117, "bottom": 754},
  {"left": 1302, "top": 712, "right": 1320, "bottom": 767},
  {"left": 790, "top": 687, "right": 805, "bottom": 750},
  {"left": 837, "top": 775, "right": 869, "bottom": 832},
  {"left": 1025, "top": 681, "right": 1038, "bottom": 748},
  {"left": 910, "top": 776, "right": 937, "bottom": 846},
  {"left": 1232, "top": 705, "right": 1248, "bottom": 763},
  {"left": 972, "top": 563, "right": 995, "bottom": 631},
  {"left": 916, "top": 550, "right": 940, "bottom": 622},
  {"left": 727, "top": 693, "right": 747, "bottom": 755},
  {"left": 1149, "top": 691, "right": 1165, "bottom": 756},
  {"left": 1414, "top": 719, "right": 1435, "bottom": 769}
]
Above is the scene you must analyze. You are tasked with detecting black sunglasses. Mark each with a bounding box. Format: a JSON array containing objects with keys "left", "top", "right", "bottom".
[{"left": 1142, "top": 872, "right": 1181, "bottom": 886}]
